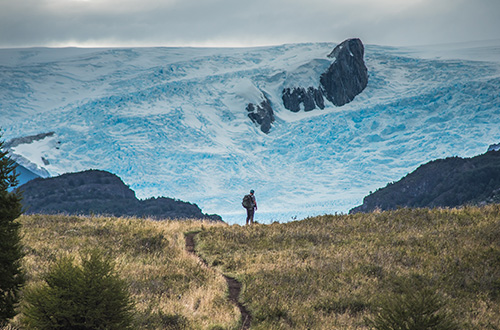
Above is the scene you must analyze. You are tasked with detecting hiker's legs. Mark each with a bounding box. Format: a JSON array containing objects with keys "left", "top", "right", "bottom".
[{"left": 246, "top": 208, "right": 254, "bottom": 225}]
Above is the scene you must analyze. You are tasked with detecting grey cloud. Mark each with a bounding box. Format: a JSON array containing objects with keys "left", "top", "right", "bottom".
[{"left": 0, "top": 0, "right": 499, "bottom": 48}]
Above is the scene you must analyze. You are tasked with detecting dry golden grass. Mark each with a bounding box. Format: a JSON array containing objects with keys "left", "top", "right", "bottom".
[
  {"left": 13, "top": 214, "right": 239, "bottom": 330},
  {"left": 196, "top": 205, "right": 500, "bottom": 330},
  {"left": 8, "top": 205, "right": 500, "bottom": 329}
]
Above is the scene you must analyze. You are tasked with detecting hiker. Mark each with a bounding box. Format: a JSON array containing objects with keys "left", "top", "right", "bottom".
[{"left": 242, "top": 189, "right": 257, "bottom": 225}]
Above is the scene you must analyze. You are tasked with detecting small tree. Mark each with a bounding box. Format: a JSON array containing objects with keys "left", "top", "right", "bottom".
[
  {"left": 0, "top": 131, "right": 24, "bottom": 326},
  {"left": 367, "top": 278, "right": 458, "bottom": 330},
  {"left": 22, "top": 249, "right": 135, "bottom": 330}
]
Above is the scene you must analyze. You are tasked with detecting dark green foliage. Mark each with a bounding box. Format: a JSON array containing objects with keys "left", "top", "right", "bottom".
[
  {"left": 18, "top": 169, "right": 222, "bottom": 221},
  {"left": 352, "top": 151, "right": 500, "bottom": 213},
  {"left": 22, "top": 250, "right": 135, "bottom": 330},
  {"left": 367, "top": 278, "right": 458, "bottom": 330},
  {"left": 0, "top": 131, "right": 24, "bottom": 325}
]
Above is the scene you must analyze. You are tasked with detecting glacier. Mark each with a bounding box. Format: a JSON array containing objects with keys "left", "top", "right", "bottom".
[{"left": 1, "top": 40, "right": 500, "bottom": 224}]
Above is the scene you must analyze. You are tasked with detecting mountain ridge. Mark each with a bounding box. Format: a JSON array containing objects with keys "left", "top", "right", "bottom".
[
  {"left": 18, "top": 169, "right": 222, "bottom": 221},
  {"left": 350, "top": 149, "right": 500, "bottom": 213}
]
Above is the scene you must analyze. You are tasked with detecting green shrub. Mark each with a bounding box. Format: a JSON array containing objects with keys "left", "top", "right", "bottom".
[
  {"left": 21, "top": 249, "right": 135, "bottom": 329},
  {"left": 0, "top": 131, "right": 24, "bottom": 326},
  {"left": 367, "top": 278, "right": 458, "bottom": 330}
]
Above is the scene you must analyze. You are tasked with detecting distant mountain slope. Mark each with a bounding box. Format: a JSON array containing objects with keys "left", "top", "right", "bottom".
[
  {"left": 350, "top": 150, "right": 500, "bottom": 213},
  {"left": 18, "top": 169, "right": 222, "bottom": 221},
  {"left": 14, "top": 163, "right": 40, "bottom": 187}
]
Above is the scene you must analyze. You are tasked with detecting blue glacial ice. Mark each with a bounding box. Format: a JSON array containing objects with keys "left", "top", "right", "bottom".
[{"left": 1, "top": 41, "right": 500, "bottom": 224}]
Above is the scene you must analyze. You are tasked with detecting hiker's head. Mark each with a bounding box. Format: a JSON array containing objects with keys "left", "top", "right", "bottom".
[{"left": 250, "top": 189, "right": 254, "bottom": 195}]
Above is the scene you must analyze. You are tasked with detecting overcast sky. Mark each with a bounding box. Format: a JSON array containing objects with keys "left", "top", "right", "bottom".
[{"left": 1, "top": 0, "right": 499, "bottom": 48}]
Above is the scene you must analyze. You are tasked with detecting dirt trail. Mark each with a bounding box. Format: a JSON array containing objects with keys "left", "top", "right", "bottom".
[{"left": 185, "top": 232, "right": 252, "bottom": 330}]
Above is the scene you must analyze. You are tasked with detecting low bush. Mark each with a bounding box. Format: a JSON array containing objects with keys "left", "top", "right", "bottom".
[
  {"left": 367, "top": 277, "right": 458, "bottom": 330},
  {"left": 16, "top": 215, "right": 237, "bottom": 329},
  {"left": 21, "top": 249, "right": 135, "bottom": 330}
]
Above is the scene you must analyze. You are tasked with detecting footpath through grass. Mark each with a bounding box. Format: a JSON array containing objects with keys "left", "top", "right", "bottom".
[
  {"left": 16, "top": 214, "right": 239, "bottom": 330},
  {"left": 196, "top": 206, "right": 500, "bottom": 330}
]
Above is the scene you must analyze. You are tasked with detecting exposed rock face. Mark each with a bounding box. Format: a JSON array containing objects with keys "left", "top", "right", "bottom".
[
  {"left": 282, "top": 87, "right": 325, "bottom": 112},
  {"left": 246, "top": 38, "right": 367, "bottom": 133},
  {"left": 6, "top": 132, "right": 56, "bottom": 179},
  {"left": 4, "top": 132, "right": 55, "bottom": 149},
  {"left": 246, "top": 95, "right": 275, "bottom": 134},
  {"left": 488, "top": 142, "right": 500, "bottom": 152},
  {"left": 282, "top": 38, "right": 368, "bottom": 112},
  {"left": 321, "top": 38, "right": 368, "bottom": 106}
]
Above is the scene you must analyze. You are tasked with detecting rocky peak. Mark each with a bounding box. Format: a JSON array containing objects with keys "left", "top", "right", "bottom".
[
  {"left": 321, "top": 38, "right": 368, "bottom": 106},
  {"left": 327, "top": 38, "right": 365, "bottom": 60},
  {"left": 245, "top": 38, "right": 368, "bottom": 134},
  {"left": 282, "top": 38, "right": 368, "bottom": 112}
]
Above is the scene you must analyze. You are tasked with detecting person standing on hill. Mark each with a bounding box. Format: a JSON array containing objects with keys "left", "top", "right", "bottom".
[{"left": 242, "top": 189, "right": 257, "bottom": 225}]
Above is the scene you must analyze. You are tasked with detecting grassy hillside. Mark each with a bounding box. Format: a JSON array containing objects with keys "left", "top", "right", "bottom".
[
  {"left": 196, "top": 206, "right": 500, "bottom": 330},
  {"left": 10, "top": 206, "right": 500, "bottom": 329},
  {"left": 14, "top": 215, "right": 238, "bottom": 329}
]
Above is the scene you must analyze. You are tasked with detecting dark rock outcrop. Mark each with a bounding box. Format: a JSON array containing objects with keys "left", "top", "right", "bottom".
[
  {"left": 350, "top": 150, "right": 500, "bottom": 214},
  {"left": 18, "top": 169, "right": 222, "bottom": 221},
  {"left": 282, "top": 87, "right": 325, "bottom": 112},
  {"left": 488, "top": 142, "right": 500, "bottom": 152},
  {"left": 282, "top": 38, "right": 368, "bottom": 112},
  {"left": 247, "top": 95, "right": 275, "bottom": 134},
  {"left": 321, "top": 38, "right": 368, "bottom": 106},
  {"left": 246, "top": 38, "right": 367, "bottom": 133},
  {"left": 4, "top": 131, "right": 55, "bottom": 149}
]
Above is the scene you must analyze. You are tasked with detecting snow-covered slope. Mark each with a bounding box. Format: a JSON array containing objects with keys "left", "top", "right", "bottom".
[{"left": 1, "top": 40, "right": 500, "bottom": 224}]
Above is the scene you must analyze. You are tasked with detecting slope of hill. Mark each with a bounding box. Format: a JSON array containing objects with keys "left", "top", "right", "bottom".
[
  {"left": 2, "top": 39, "right": 500, "bottom": 223},
  {"left": 196, "top": 206, "right": 500, "bottom": 329},
  {"left": 18, "top": 169, "right": 222, "bottom": 221},
  {"left": 14, "top": 215, "right": 235, "bottom": 329},
  {"left": 350, "top": 150, "right": 500, "bottom": 213},
  {"left": 11, "top": 207, "right": 500, "bottom": 329}
]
